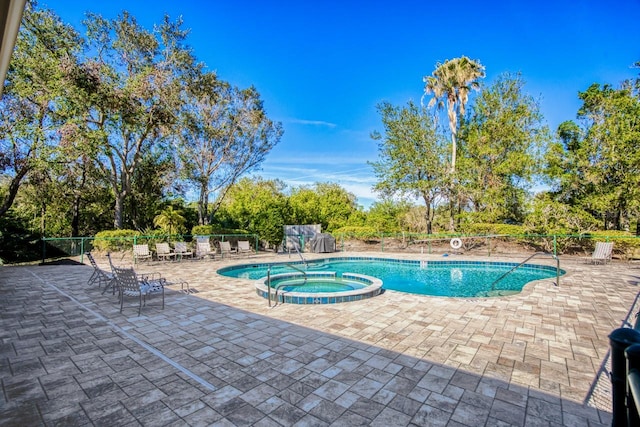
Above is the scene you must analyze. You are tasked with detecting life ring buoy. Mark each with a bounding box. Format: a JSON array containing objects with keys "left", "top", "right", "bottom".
[{"left": 450, "top": 238, "right": 463, "bottom": 250}]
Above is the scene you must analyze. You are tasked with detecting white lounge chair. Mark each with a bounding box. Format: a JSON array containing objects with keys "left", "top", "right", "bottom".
[
  {"left": 173, "top": 241, "right": 193, "bottom": 260},
  {"left": 133, "top": 244, "right": 152, "bottom": 264},
  {"left": 219, "top": 241, "right": 237, "bottom": 258},
  {"left": 584, "top": 241, "right": 614, "bottom": 265},
  {"left": 237, "top": 240, "right": 252, "bottom": 256},
  {"left": 196, "top": 241, "right": 216, "bottom": 260},
  {"left": 155, "top": 242, "right": 176, "bottom": 261}
]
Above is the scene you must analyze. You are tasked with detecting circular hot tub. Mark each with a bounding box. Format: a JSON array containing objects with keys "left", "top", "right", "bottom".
[{"left": 255, "top": 271, "right": 382, "bottom": 304}]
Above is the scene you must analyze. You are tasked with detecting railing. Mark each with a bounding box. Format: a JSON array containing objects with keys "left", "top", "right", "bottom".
[
  {"left": 40, "top": 233, "right": 259, "bottom": 264},
  {"left": 287, "top": 242, "right": 308, "bottom": 268},
  {"left": 610, "top": 327, "right": 640, "bottom": 426},
  {"left": 25, "top": 231, "right": 640, "bottom": 266},
  {"left": 629, "top": 367, "right": 640, "bottom": 425},
  {"left": 267, "top": 263, "right": 307, "bottom": 308},
  {"left": 490, "top": 252, "right": 561, "bottom": 290}
]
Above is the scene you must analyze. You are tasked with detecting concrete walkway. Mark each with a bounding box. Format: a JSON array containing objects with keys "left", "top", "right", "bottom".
[{"left": 0, "top": 252, "right": 637, "bottom": 426}]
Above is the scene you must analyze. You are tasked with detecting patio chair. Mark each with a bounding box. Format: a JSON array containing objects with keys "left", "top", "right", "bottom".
[
  {"left": 173, "top": 241, "right": 193, "bottom": 260},
  {"left": 133, "top": 244, "right": 152, "bottom": 264},
  {"left": 237, "top": 240, "right": 252, "bottom": 257},
  {"left": 112, "top": 264, "right": 165, "bottom": 316},
  {"left": 102, "top": 252, "right": 119, "bottom": 295},
  {"left": 85, "top": 252, "right": 115, "bottom": 290},
  {"left": 196, "top": 241, "right": 216, "bottom": 260},
  {"left": 584, "top": 241, "right": 614, "bottom": 265},
  {"left": 219, "top": 240, "right": 237, "bottom": 258},
  {"left": 155, "top": 242, "right": 176, "bottom": 261}
]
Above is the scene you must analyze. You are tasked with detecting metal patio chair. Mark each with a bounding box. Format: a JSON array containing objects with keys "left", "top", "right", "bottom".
[
  {"left": 133, "top": 244, "right": 153, "bottom": 264},
  {"left": 173, "top": 241, "right": 193, "bottom": 260},
  {"left": 219, "top": 241, "right": 237, "bottom": 258},
  {"left": 112, "top": 264, "right": 165, "bottom": 316},
  {"left": 155, "top": 242, "right": 177, "bottom": 261},
  {"left": 85, "top": 252, "right": 115, "bottom": 290},
  {"left": 237, "top": 240, "right": 252, "bottom": 257},
  {"left": 196, "top": 241, "right": 216, "bottom": 260},
  {"left": 584, "top": 241, "right": 614, "bottom": 265}
]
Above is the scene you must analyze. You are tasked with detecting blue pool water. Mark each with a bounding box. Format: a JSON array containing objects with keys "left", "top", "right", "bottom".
[
  {"left": 218, "top": 257, "right": 563, "bottom": 298},
  {"left": 272, "top": 278, "right": 367, "bottom": 293}
]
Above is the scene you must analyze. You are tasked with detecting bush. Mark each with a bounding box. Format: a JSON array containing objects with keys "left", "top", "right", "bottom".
[
  {"left": 191, "top": 225, "right": 214, "bottom": 236},
  {"left": 524, "top": 198, "right": 600, "bottom": 235},
  {"left": 522, "top": 198, "right": 601, "bottom": 252},
  {"left": 92, "top": 230, "right": 138, "bottom": 252},
  {"left": 461, "top": 222, "right": 526, "bottom": 236},
  {"left": 332, "top": 226, "right": 380, "bottom": 240},
  {"left": 581, "top": 230, "right": 640, "bottom": 256}
]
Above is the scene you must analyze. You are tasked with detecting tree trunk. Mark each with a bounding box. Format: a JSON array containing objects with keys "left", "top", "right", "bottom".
[
  {"left": 40, "top": 202, "right": 46, "bottom": 236},
  {"left": 449, "top": 199, "right": 455, "bottom": 232},
  {"left": 456, "top": 195, "right": 462, "bottom": 230},
  {"left": 114, "top": 194, "right": 124, "bottom": 229},
  {"left": 423, "top": 195, "right": 433, "bottom": 235},
  {"left": 0, "top": 167, "right": 30, "bottom": 218},
  {"left": 198, "top": 182, "right": 209, "bottom": 225},
  {"left": 71, "top": 195, "right": 81, "bottom": 237},
  {"left": 450, "top": 130, "right": 457, "bottom": 174}
]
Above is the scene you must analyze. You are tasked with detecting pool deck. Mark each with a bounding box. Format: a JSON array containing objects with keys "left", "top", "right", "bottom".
[{"left": 0, "top": 251, "right": 637, "bottom": 426}]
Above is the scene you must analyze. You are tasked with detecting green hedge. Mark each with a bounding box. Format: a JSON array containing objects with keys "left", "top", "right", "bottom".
[
  {"left": 92, "top": 229, "right": 181, "bottom": 252},
  {"left": 331, "top": 226, "right": 380, "bottom": 240},
  {"left": 191, "top": 225, "right": 249, "bottom": 236},
  {"left": 92, "top": 230, "right": 139, "bottom": 252},
  {"left": 462, "top": 223, "right": 526, "bottom": 236},
  {"left": 579, "top": 230, "right": 640, "bottom": 253},
  {"left": 191, "top": 225, "right": 214, "bottom": 236}
]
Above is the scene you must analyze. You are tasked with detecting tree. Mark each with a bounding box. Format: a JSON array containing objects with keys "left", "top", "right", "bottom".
[
  {"left": 67, "top": 12, "right": 198, "bottom": 229},
  {"left": 423, "top": 56, "right": 485, "bottom": 173},
  {"left": 176, "top": 72, "right": 282, "bottom": 225},
  {"left": 370, "top": 101, "right": 447, "bottom": 234},
  {"left": 525, "top": 194, "right": 600, "bottom": 244},
  {"left": 128, "top": 151, "right": 174, "bottom": 230},
  {"left": 0, "top": 4, "right": 81, "bottom": 218},
  {"left": 219, "top": 177, "right": 289, "bottom": 248},
  {"left": 289, "top": 183, "right": 360, "bottom": 232},
  {"left": 576, "top": 82, "right": 640, "bottom": 231},
  {"left": 365, "top": 199, "right": 411, "bottom": 232},
  {"left": 544, "top": 78, "right": 640, "bottom": 232},
  {"left": 461, "top": 73, "right": 549, "bottom": 223},
  {"left": 544, "top": 120, "right": 587, "bottom": 205},
  {"left": 153, "top": 206, "right": 186, "bottom": 236}
]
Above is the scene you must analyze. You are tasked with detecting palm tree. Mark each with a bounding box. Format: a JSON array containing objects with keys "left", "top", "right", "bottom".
[
  {"left": 423, "top": 56, "right": 485, "bottom": 173},
  {"left": 153, "top": 206, "right": 186, "bottom": 237}
]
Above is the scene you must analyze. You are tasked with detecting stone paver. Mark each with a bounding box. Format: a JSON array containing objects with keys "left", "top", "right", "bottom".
[{"left": 0, "top": 251, "right": 634, "bottom": 426}]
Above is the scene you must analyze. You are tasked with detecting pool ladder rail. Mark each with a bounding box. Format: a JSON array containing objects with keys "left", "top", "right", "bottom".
[
  {"left": 288, "top": 243, "right": 308, "bottom": 268},
  {"left": 267, "top": 263, "right": 308, "bottom": 307},
  {"left": 490, "top": 252, "right": 560, "bottom": 291}
]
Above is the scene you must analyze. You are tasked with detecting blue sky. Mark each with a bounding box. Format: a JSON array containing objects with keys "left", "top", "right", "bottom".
[{"left": 44, "top": 0, "right": 640, "bottom": 208}]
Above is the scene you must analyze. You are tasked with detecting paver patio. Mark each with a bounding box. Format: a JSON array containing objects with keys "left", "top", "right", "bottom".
[{"left": 1, "top": 251, "right": 637, "bottom": 426}]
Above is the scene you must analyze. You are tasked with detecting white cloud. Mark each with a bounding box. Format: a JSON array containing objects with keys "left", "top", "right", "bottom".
[
  {"left": 341, "top": 182, "right": 377, "bottom": 203},
  {"left": 264, "top": 155, "right": 376, "bottom": 166},
  {"left": 253, "top": 161, "right": 378, "bottom": 207},
  {"left": 287, "top": 118, "right": 337, "bottom": 128}
]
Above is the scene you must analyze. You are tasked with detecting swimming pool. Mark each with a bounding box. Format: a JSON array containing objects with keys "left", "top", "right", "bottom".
[{"left": 218, "top": 257, "right": 563, "bottom": 298}]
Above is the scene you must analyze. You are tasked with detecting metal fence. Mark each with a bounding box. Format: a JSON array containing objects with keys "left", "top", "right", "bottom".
[
  {"left": 41, "top": 233, "right": 260, "bottom": 264},
  {"left": 41, "top": 232, "right": 640, "bottom": 264},
  {"left": 285, "top": 232, "right": 640, "bottom": 260}
]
